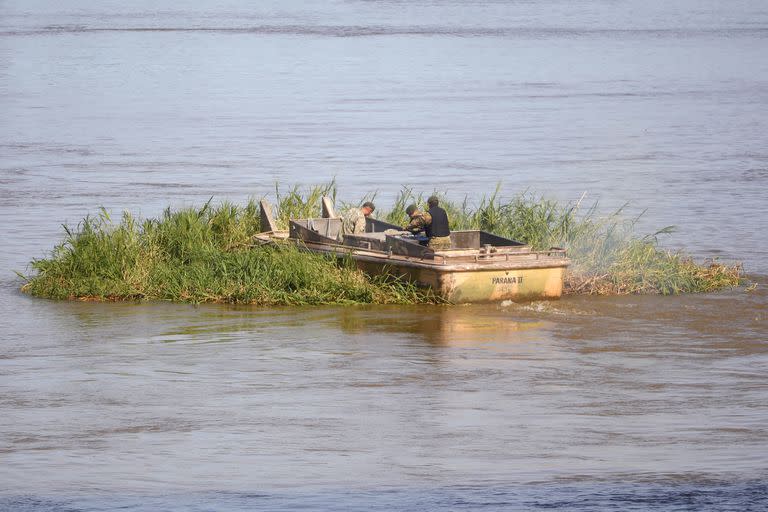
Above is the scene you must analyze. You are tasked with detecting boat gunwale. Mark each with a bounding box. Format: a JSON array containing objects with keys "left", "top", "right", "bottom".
[
  {"left": 291, "top": 239, "right": 570, "bottom": 272},
  {"left": 252, "top": 229, "right": 569, "bottom": 272}
]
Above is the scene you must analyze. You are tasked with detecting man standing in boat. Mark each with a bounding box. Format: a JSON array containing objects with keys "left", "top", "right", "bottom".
[
  {"left": 403, "top": 196, "right": 451, "bottom": 250},
  {"left": 338, "top": 201, "right": 375, "bottom": 241}
]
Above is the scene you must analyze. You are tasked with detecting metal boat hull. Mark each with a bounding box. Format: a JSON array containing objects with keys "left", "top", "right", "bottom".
[
  {"left": 295, "top": 239, "right": 568, "bottom": 303},
  {"left": 355, "top": 258, "right": 566, "bottom": 303}
]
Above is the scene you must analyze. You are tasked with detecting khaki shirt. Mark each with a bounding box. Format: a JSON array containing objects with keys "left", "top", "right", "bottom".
[{"left": 339, "top": 207, "right": 367, "bottom": 241}]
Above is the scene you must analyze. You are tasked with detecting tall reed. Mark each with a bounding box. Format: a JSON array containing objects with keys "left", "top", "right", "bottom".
[
  {"left": 380, "top": 187, "right": 742, "bottom": 295},
  {"left": 21, "top": 198, "right": 438, "bottom": 305},
  {"left": 20, "top": 183, "right": 743, "bottom": 303},
  {"left": 273, "top": 181, "right": 337, "bottom": 229}
]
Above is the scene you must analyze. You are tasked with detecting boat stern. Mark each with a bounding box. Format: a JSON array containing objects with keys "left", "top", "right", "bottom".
[{"left": 438, "top": 265, "right": 567, "bottom": 303}]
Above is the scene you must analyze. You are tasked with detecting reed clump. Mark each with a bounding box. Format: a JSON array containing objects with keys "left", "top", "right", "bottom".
[
  {"left": 21, "top": 183, "right": 743, "bottom": 304},
  {"left": 272, "top": 182, "right": 338, "bottom": 230},
  {"left": 20, "top": 200, "right": 437, "bottom": 305},
  {"left": 383, "top": 186, "right": 743, "bottom": 295}
]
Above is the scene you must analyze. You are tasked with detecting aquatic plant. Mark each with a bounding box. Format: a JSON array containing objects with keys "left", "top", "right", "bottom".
[
  {"left": 273, "top": 181, "right": 337, "bottom": 230},
  {"left": 381, "top": 187, "right": 743, "bottom": 295},
  {"left": 20, "top": 200, "right": 438, "bottom": 305},
  {"left": 20, "top": 183, "right": 743, "bottom": 304}
]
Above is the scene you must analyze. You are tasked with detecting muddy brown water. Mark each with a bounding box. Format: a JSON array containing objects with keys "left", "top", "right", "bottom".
[{"left": 1, "top": 0, "right": 767, "bottom": 510}]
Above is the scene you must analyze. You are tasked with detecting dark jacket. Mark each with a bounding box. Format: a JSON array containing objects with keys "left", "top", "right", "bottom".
[{"left": 426, "top": 206, "right": 450, "bottom": 238}]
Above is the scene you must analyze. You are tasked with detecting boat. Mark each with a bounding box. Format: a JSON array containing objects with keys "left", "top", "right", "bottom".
[{"left": 256, "top": 198, "right": 569, "bottom": 303}]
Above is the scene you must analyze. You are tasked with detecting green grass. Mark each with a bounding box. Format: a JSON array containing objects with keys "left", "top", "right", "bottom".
[
  {"left": 20, "top": 199, "right": 437, "bottom": 305},
  {"left": 380, "top": 186, "right": 743, "bottom": 295},
  {"left": 273, "top": 181, "right": 338, "bottom": 230},
  {"left": 20, "top": 183, "right": 744, "bottom": 304}
]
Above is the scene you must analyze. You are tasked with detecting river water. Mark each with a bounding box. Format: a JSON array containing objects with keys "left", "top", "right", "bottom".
[{"left": 1, "top": 1, "right": 767, "bottom": 510}]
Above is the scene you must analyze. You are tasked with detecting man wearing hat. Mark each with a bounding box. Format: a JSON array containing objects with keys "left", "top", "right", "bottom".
[
  {"left": 403, "top": 196, "right": 451, "bottom": 250},
  {"left": 338, "top": 201, "right": 375, "bottom": 242}
]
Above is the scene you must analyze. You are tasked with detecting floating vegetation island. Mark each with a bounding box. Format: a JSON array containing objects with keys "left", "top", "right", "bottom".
[{"left": 20, "top": 184, "right": 743, "bottom": 305}]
